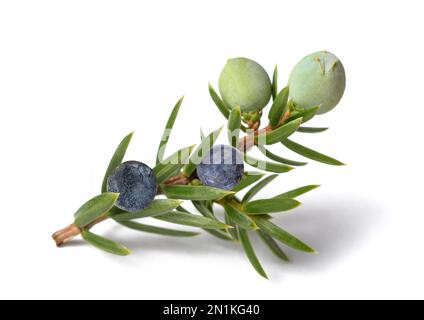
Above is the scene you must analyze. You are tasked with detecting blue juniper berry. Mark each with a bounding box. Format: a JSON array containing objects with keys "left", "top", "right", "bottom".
[
  {"left": 107, "top": 161, "right": 157, "bottom": 212},
  {"left": 197, "top": 144, "right": 244, "bottom": 190}
]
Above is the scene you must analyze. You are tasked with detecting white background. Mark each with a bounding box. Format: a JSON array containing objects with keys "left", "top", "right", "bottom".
[{"left": 1, "top": 0, "right": 423, "bottom": 300}]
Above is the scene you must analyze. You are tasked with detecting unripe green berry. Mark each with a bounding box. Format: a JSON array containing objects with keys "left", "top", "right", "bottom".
[
  {"left": 218, "top": 57, "right": 272, "bottom": 112},
  {"left": 190, "top": 179, "right": 202, "bottom": 186},
  {"left": 288, "top": 51, "right": 346, "bottom": 114}
]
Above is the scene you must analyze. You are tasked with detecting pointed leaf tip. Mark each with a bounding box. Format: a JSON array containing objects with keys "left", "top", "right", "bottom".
[
  {"left": 275, "top": 184, "right": 320, "bottom": 199},
  {"left": 155, "top": 97, "right": 184, "bottom": 165},
  {"left": 245, "top": 198, "right": 301, "bottom": 214},
  {"left": 208, "top": 83, "right": 230, "bottom": 119},
  {"left": 183, "top": 127, "right": 223, "bottom": 176},
  {"left": 271, "top": 65, "right": 279, "bottom": 101},
  {"left": 254, "top": 217, "right": 316, "bottom": 253},
  {"left": 268, "top": 86, "right": 289, "bottom": 127},
  {"left": 101, "top": 131, "right": 134, "bottom": 193},
  {"left": 82, "top": 229, "right": 131, "bottom": 256},
  {"left": 238, "top": 228, "right": 268, "bottom": 279},
  {"left": 298, "top": 126, "right": 329, "bottom": 133},
  {"left": 282, "top": 138, "right": 344, "bottom": 166}
]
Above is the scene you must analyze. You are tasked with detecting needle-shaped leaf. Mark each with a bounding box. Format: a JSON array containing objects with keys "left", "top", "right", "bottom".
[
  {"left": 101, "top": 132, "right": 133, "bottom": 193},
  {"left": 245, "top": 198, "right": 301, "bottom": 214},
  {"left": 282, "top": 138, "right": 345, "bottom": 166},
  {"left": 223, "top": 204, "right": 257, "bottom": 230},
  {"left": 271, "top": 65, "right": 278, "bottom": 100},
  {"left": 298, "top": 126, "right": 329, "bottom": 133},
  {"left": 81, "top": 229, "right": 131, "bottom": 256},
  {"left": 192, "top": 201, "right": 233, "bottom": 240},
  {"left": 74, "top": 192, "right": 119, "bottom": 227},
  {"left": 200, "top": 128, "right": 205, "bottom": 140},
  {"left": 183, "top": 126, "right": 222, "bottom": 177},
  {"left": 208, "top": 83, "right": 230, "bottom": 119},
  {"left": 275, "top": 185, "right": 320, "bottom": 199},
  {"left": 228, "top": 106, "right": 241, "bottom": 148},
  {"left": 193, "top": 201, "right": 225, "bottom": 226},
  {"left": 257, "top": 230, "right": 290, "bottom": 262},
  {"left": 254, "top": 217, "right": 317, "bottom": 253},
  {"left": 118, "top": 221, "right": 200, "bottom": 237},
  {"left": 257, "top": 145, "right": 307, "bottom": 166},
  {"left": 163, "top": 185, "right": 234, "bottom": 200},
  {"left": 268, "top": 86, "right": 289, "bottom": 128},
  {"left": 244, "top": 154, "right": 294, "bottom": 173},
  {"left": 193, "top": 201, "right": 233, "bottom": 229},
  {"left": 206, "top": 201, "right": 214, "bottom": 212},
  {"left": 154, "top": 145, "right": 195, "bottom": 183},
  {"left": 224, "top": 213, "right": 239, "bottom": 241},
  {"left": 154, "top": 145, "right": 195, "bottom": 174},
  {"left": 111, "top": 199, "right": 183, "bottom": 221},
  {"left": 192, "top": 201, "right": 213, "bottom": 218},
  {"left": 156, "top": 96, "right": 184, "bottom": 165},
  {"left": 256, "top": 118, "right": 302, "bottom": 145},
  {"left": 232, "top": 172, "right": 265, "bottom": 192},
  {"left": 242, "top": 174, "right": 278, "bottom": 203},
  {"left": 238, "top": 228, "right": 268, "bottom": 279},
  {"left": 286, "top": 106, "right": 320, "bottom": 124},
  {"left": 208, "top": 229, "right": 236, "bottom": 240},
  {"left": 155, "top": 211, "right": 231, "bottom": 230}
]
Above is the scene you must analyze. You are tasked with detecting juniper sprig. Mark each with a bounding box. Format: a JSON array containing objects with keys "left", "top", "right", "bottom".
[{"left": 52, "top": 51, "right": 346, "bottom": 278}]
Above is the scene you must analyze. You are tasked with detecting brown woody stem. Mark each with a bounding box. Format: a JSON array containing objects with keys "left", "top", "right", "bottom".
[
  {"left": 163, "top": 173, "right": 191, "bottom": 185},
  {"left": 53, "top": 111, "right": 291, "bottom": 247},
  {"left": 238, "top": 111, "right": 291, "bottom": 152},
  {"left": 52, "top": 224, "right": 82, "bottom": 247}
]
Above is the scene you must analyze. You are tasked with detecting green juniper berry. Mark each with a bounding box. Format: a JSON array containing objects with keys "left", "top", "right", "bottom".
[{"left": 52, "top": 51, "right": 347, "bottom": 278}]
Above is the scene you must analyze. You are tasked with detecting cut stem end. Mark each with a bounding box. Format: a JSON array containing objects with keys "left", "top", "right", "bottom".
[{"left": 52, "top": 224, "right": 81, "bottom": 247}]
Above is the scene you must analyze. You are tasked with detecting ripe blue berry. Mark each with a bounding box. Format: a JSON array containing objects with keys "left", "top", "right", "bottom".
[
  {"left": 107, "top": 161, "right": 157, "bottom": 212},
  {"left": 197, "top": 145, "right": 244, "bottom": 190}
]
